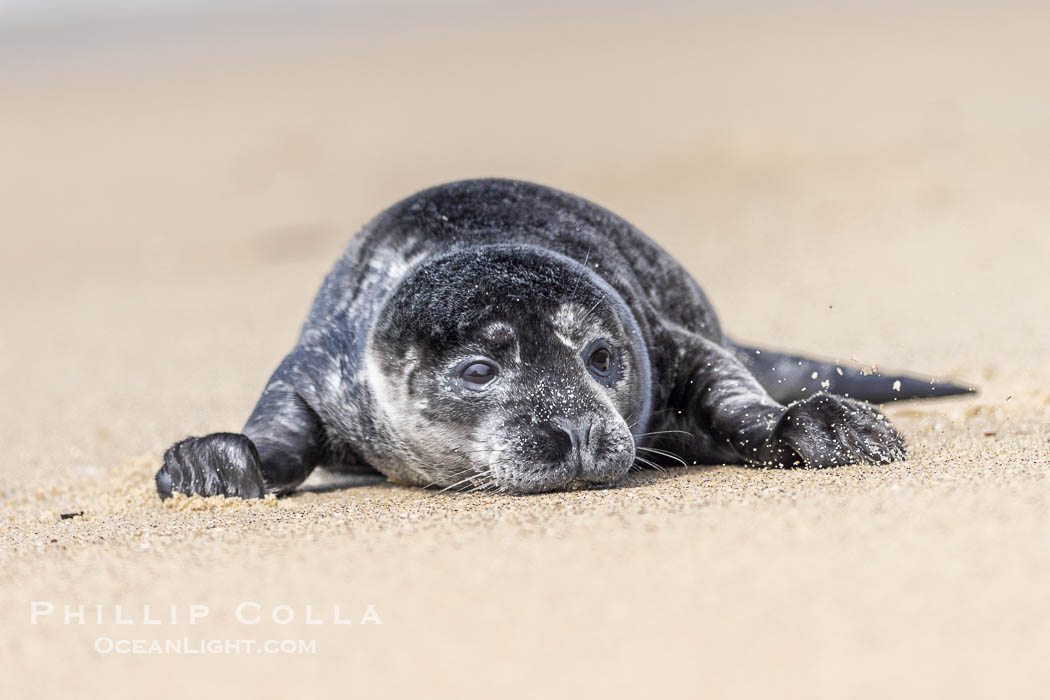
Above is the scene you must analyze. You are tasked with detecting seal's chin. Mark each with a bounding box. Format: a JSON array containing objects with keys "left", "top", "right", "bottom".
[{"left": 487, "top": 449, "right": 635, "bottom": 495}]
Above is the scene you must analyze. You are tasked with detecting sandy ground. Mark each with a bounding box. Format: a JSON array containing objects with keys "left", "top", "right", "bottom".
[{"left": 2, "top": 4, "right": 1049, "bottom": 698}]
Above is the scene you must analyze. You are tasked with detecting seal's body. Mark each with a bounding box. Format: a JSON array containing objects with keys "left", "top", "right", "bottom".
[{"left": 157, "top": 179, "right": 971, "bottom": 498}]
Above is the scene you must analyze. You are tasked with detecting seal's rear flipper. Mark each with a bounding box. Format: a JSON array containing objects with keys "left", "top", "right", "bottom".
[{"left": 730, "top": 342, "right": 976, "bottom": 405}]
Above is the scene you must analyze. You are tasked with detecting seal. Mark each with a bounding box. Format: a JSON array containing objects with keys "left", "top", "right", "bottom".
[{"left": 156, "top": 178, "right": 973, "bottom": 498}]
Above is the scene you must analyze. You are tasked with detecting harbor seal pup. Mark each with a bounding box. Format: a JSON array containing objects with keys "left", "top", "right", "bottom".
[{"left": 156, "top": 178, "right": 972, "bottom": 498}]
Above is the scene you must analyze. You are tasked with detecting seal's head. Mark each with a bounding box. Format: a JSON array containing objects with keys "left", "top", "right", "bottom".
[{"left": 368, "top": 244, "right": 652, "bottom": 494}]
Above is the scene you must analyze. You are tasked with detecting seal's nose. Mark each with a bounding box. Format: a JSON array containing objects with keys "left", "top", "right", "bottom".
[{"left": 551, "top": 415, "right": 595, "bottom": 467}]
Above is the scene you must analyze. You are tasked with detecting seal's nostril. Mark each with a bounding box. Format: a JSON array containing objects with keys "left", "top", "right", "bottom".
[
  {"left": 549, "top": 426, "right": 574, "bottom": 457},
  {"left": 551, "top": 415, "right": 595, "bottom": 453}
]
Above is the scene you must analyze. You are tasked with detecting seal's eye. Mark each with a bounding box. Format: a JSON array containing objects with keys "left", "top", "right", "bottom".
[
  {"left": 459, "top": 361, "right": 498, "bottom": 389},
  {"left": 587, "top": 347, "right": 612, "bottom": 376}
]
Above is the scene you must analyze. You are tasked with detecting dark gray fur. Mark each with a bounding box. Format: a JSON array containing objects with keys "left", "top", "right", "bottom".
[{"left": 156, "top": 179, "right": 973, "bottom": 499}]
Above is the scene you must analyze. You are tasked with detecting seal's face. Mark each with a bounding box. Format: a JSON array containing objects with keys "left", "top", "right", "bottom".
[{"left": 369, "top": 246, "right": 651, "bottom": 494}]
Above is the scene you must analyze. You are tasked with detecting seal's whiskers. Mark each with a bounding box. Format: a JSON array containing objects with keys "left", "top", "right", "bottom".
[
  {"left": 635, "top": 445, "right": 688, "bottom": 467},
  {"left": 632, "top": 455, "right": 666, "bottom": 473}
]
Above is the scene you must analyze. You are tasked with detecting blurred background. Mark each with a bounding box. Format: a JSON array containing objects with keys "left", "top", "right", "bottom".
[
  {"left": 3, "top": 4, "right": 1050, "bottom": 698},
  {"left": 4, "top": 0, "right": 1048, "bottom": 493}
]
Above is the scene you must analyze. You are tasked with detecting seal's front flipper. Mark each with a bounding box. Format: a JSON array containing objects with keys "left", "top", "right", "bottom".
[
  {"left": 156, "top": 355, "right": 326, "bottom": 499},
  {"left": 731, "top": 342, "right": 975, "bottom": 404},
  {"left": 765, "top": 392, "right": 905, "bottom": 467},
  {"left": 157, "top": 433, "right": 265, "bottom": 499},
  {"left": 671, "top": 331, "right": 905, "bottom": 468}
]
